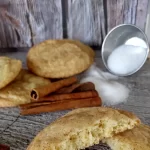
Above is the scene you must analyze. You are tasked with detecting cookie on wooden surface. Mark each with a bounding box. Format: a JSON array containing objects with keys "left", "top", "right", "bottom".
[
  {"left": 104, "top": 124, "right": 150, "bottom": 150},
  {"left": 27, "top": 40, "right": 95, "bottom": 78},
  {"left": 0, "top": 69, "right": 51, "bottom": 107},
  {"left": 0, "top": 56, "right": 22, "bottom": 89},
  {"left": 27, "top": 107, "right": 140, "bottom": 150}
]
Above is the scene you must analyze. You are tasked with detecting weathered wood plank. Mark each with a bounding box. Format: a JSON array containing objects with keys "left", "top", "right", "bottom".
[
  {"left": 67, "top": 0, "right": 106, "bottom": 45},
  {"left": 67, "top": 0, "right": 148, "bottom": 46},
  {"left": 136, "top": 0, "right": 149, "bottom": 30},
  {"left": 116, "top": 104, "right": 150, "bottom": 125},
  {"left": 26, "top": 0, "right": 63, "bottom": 44},
  {"left": 107, "top": 0, "right": 149, "bottom": 32},
  {"left": 0, "top": 1, "right": 31, "bottom": 47},
  {"left": 0, "top": 0, "right": 62, "bottom": 48},
  {"left": 107, "top": 0, "right": 125, "bottom": 31},
  {"left": 0, "top": 108, "right": 68, "bottom": 150},
  {"left": 0, "top": 0, "right": 149, "bottom": 47}
]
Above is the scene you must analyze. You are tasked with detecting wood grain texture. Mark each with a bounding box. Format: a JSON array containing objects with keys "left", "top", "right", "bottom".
[
  {"left": 0, "top": 0, "right": 62, "bottom": 48},
  {"left": 67, "top": 0, "right": 149, "bottom": 46},
  {"left": 0, "top": 50, "right": 150, "bottom": 149},
  {"left": 67, "top": 0, "right": 106, "bottom": 45},
  {"left": 0, "top": 0, "right": 149, "bottom": 47},
  {"left": 26, "top": 0, "right": 63, "bottom": 45},
  {"left": 0, "top": 1, "right": 31, "bottom": 47},
  {"left": 136, "top": 0, "right": 149, "bottom": 30},
  {"left": 107, "top": 0, "right": 149, "bottom": 31}
]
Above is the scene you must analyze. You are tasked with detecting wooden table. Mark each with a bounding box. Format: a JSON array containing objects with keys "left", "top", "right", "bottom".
[{"left": 0, "top": 50, "right": 150, "bottom": 150}]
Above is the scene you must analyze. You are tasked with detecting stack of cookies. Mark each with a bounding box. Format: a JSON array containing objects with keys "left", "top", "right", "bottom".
[{"left": 0, "top": 40, "right": 95, "bottom": 107}]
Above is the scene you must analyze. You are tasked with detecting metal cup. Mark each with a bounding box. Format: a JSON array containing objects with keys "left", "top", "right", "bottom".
[{"left": 101, "top": 24, "right": 149, "bottom": 76}]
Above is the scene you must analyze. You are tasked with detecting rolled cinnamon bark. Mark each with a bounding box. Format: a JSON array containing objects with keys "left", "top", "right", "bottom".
[
  {"left": 55, "top": 82, "right": 95, "bottom": 94},
  {"left": 38, "top": 90, "right": 98, "bottom": 102},
  {"left": 21, "top": 91, "right": 99, "bottom": 109},
  {"left": 74, "top": 82, "right": 95, "bottom": 92},
  {"left": 20, "top": 97, "right": 102, "bottom": 115},
  {"left": 20, "top": 102, "right": 54, "bottom": 109},
  {"left": 31, "top": 76, "right": 77, "bottom": 101}
]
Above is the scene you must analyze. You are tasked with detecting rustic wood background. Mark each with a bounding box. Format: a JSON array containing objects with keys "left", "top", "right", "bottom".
[{"left": 0, "top": 0, "right": 149, "bottom": 48}]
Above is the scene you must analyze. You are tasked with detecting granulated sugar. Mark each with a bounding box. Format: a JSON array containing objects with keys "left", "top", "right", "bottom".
[
  {"left": 107, "top": 37, "right": 148, "bottom": 75},
  {"left": 125, "top": 37, "right": 147, "bottom": 48},
  {"left": 81, "top": 64, "right": 129, "bottom": 105}
]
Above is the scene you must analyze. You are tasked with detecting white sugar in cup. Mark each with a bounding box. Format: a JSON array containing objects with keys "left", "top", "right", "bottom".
[
  {"left": 125, "top": 37, "right": 147, "bottom": 48},
  {"left": 107, "top": 45, "right": 147, "bottom": 75},
  {"left": 101, "top": 24, "right": 149, "bottom": 76}
]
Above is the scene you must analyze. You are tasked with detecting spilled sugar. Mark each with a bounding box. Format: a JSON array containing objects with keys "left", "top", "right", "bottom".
[
  {"left": 107, "top": 37, "right": 148, "bottom": 75},
  {"left": 81, "top": 64, "right": 129, "bottom": 105}
]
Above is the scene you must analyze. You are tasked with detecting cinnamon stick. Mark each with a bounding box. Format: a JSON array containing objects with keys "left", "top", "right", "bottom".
[
  {"left": 55, "top": 83, "right": 81, "bottom": 94},
  {"left": 74, "top": 82, "right": 95, "bottom": 92},
  {"left": 20, "top": 102, "right": 54, "bottom": 109},
  {"left": 20, "top": 97, "right": 102, "bottom": 115},
  {"left": 37, "top": 90, "right": 98, "bottom": 102},
  {"left": 21, "top": 91, "right": 98, "bottom": 109},
  {"left": 55, "top": 82, "right": 95, "bottom": 94},
  {"left": 31, "top": 76, "right": 77, "bottom": 101}
]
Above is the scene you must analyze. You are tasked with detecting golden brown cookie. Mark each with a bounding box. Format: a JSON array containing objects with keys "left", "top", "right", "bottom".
[
  {"left": 104, "top": 124, "right": 150, "bottom": 150},
  {"left": 27, "top": 40, "right": 95, "bottom": 78},
  {"left": 27, "top": 107, "right": 140, "bottom": 150},
  {"left": 0, "top": 69, "right": 51, "bottom": 107},
  {"left": 0, "top": 56, "right": 22, "bottom": 89}
]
